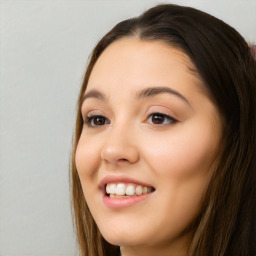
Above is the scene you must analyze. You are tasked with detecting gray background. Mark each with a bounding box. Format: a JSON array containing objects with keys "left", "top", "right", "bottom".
[{"left": 0, "top": 0, "right": 255, "bottom": 255}]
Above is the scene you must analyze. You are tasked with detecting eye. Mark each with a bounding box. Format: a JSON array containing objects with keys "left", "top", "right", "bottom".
[
  {"left": 85, "top": 115, "right": 110, "bottom": 127},
  {"left": 148, "top": 113, "right": 176, "bottom": 125}
]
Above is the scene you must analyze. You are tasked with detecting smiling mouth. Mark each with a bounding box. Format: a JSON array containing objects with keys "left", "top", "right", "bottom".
[{"left": 105, "top": 182, "right": 155, "bottom": 198}]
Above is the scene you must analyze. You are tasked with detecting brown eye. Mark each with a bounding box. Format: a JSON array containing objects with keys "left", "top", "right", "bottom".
[
  {"left": 149, "top": 113, "right": 176, "bottom": 125},
  {"left": 86, "top": 115, "right": 110, "bottom": 127}
]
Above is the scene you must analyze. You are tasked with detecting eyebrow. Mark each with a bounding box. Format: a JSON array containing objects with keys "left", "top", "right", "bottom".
[
  {"left": 136, "top": 86, "right": 190, "bottom": 104},
  {"left": 82, "top": 86, "right": 190, "bottom": 106},
  {"left": 82, "top": 89, "right": 106, "bottom": 102}
]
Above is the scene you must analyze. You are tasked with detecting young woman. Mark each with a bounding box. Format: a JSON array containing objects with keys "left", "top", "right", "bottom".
[{"left": 71, "top": 4, "right": 256, "bottom": 256}]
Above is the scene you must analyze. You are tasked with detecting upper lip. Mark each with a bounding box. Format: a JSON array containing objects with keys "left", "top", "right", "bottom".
[{"left": 99, "top": 175, "right": 154, "bottom": 190}]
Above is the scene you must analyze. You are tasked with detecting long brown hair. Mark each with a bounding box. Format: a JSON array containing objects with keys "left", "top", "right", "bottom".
[{"left": 70, "top": 4, "right": 256, "bottom": 256}]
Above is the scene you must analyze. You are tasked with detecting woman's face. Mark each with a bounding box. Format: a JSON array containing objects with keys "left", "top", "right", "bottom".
[{"left": 75, "top": 39, "right": 223, "bottom": 254}]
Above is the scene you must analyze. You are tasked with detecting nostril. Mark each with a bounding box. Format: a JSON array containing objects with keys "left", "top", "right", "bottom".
[{"left": 119, "top": 158, "right": 128, "bottom": 162}]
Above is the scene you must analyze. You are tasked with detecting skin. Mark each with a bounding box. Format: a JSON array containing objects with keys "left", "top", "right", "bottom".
[{"left": 75, "top": 39, "right": 223, "bottom": 256}]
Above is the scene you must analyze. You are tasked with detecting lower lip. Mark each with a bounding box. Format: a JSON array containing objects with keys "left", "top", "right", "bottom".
[{"left": 103, "top": 193, "right": 154, "bottom": 209}]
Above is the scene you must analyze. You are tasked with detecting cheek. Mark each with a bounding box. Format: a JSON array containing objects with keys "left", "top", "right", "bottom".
[
  {"left": 75, "top": 133, "right": 101, "bottom": 181},
  {"left": 135, "top": 123, "right": 220, "bottom": 238},
  {"left": 142, "top": 121, "right": 220, "bottom": 180}
]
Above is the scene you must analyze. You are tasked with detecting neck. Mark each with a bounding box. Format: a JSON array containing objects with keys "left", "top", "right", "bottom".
[{"left": 120, "top": 236, "right": 190, "bottom": 256}]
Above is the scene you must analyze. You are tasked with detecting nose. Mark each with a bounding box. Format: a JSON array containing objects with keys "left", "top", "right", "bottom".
[{"left": 100, "top": 125, "right": 139, "bottom": 165}]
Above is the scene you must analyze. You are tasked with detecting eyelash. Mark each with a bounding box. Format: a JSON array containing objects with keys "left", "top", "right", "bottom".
[
  {"left": 84, "top": 112, "right": 177, "bottom": 127},
  {"left": 147, "top": 112, "right": 177, "bottom": 125},
  {"left": 85, "top": 115, "right": 110, "bottom": 127}
]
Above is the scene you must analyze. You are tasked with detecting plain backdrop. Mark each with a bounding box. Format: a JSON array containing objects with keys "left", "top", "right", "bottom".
[{"left": 0, "top": 0, "right": 255, "bottom": 255}]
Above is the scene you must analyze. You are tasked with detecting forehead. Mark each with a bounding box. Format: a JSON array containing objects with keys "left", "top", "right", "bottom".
[{"left": 86, "top": 38, "right": 203, "bottom": 97}]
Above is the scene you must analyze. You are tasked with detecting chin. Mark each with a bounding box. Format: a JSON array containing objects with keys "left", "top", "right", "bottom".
[{"left": 100, "top": 227, "right": 148, "bottom": 247}]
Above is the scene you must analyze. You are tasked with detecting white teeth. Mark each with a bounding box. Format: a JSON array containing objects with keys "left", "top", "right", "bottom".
[
  {"left": 106, "top": 183, "right": 153, "bottom": 197},
  {"left": 135, "top": 185, "right": 142, "bottom": 195},
  {"left": 116, "top": 183, "right": 126, "bottom": 195},
  {"left": 142, "top": 186, "right": 148, "bottom": 194},
  {"left": 106, "top": 184, "right": 110, "bottom": 194},
  {"left": 126, "top": 185, "right": 135, "bottom": 196},
  {"left": 109, "top": 184, "right": 116, "bottom": 194}
]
